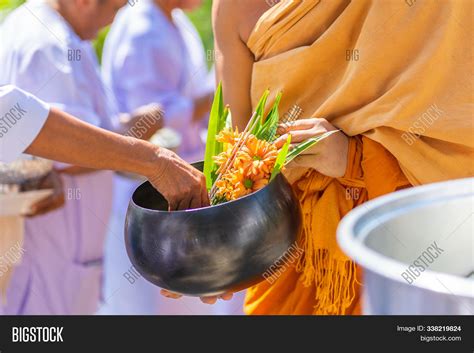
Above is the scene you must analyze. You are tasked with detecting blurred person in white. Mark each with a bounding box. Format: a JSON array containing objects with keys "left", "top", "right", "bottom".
[
  {"left": 0, "top": 0, "right": 168, "bottom": 314},
  {"left": 100, "top": 0, "right": 243, "bottom": 314},
  {"left": 102, "top": 0, "right": 214, "bottom": 163}
]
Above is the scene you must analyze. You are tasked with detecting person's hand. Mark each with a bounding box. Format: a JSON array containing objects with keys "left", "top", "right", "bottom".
[
  {"left": 121, "top": 103, "right": 165, "bottom": 140},
  {"left": 160, "top": 289, "right": 234, "bottom": 305},
  {"left": 148, "top": 147, "right": 210, "bottom": 211},
  {"left": 275, "top": 118, "right": 349, "bottom": 178},
  {"left": 26, "top": 170, "right": 65, "bottom": 217}
]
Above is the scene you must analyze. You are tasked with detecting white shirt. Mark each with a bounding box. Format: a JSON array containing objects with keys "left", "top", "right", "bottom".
[{"left": 0, "top": 85, "right": 50, "bottom": 163}]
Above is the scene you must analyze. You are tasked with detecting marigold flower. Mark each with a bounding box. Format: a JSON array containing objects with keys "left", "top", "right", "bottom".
[
  {"left": 217, "top": 167, "right": 268, "bottom": 201},
  {"left": 216, "top": 127, "right": 241, "bottom": 145},
  {"left": 235, "top": 135, "right": 278, "bottom": 176},
  {"left": 212, "top": 132, "right": 277, "bottom": 204},
  {"left": 213, "top": 150, "right": 232, "bottom": 173}
]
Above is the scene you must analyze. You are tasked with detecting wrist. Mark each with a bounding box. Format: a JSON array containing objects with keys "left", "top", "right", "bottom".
[
  {"left": 147, "top": 146, "right": 170, "bottom": 185},
  {"left": 128, "top": 138, "right": 163, "bottom": 180},
  {"left": 341, "top": 136, "right": 360, "bottom": 179}
]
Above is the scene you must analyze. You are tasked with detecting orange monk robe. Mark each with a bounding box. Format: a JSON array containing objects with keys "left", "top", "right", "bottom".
[{"left": 243, "top": 0, "right": 474, "bottom": 315}]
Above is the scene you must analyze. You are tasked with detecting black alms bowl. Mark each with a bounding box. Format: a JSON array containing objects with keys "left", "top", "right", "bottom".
[{"left": 125, "top": 162, "right": 302, "bottom": 296}]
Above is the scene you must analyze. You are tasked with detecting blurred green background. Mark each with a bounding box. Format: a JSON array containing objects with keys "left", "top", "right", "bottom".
[{"left": 0, "top": 0, "right": 213, "bottom": 62}]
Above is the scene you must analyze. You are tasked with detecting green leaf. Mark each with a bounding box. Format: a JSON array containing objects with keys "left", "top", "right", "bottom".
[
  {"left": 219, "top": 105, "right": 229, "bottom": 133},
  {"left": 285, "top": 130, "right": 340, "bottom": 165},
  {"left": 255, "top": 92, "right": 282, "bottom": 142},
  {"left": 203, "top": 82, "right": 225, "bottom": 190},
  {"left": 270, "top": 134, "right": 292, "bottom": 181},
  {"left": 250, "top": 90, "right": 270, "bottom": 135},
  {"left": 214, "top": 105, "right": 229, "bottom": 157}
]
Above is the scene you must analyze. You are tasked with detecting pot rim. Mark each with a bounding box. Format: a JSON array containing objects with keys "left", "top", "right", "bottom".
[
  {"left": 337, "top": 177, "right": 474, "bottom": 299},
  {"left": 130, "top": 166, "right": 290, "bottom": 215}
]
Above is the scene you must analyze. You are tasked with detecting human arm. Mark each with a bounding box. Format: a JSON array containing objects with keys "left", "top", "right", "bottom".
[
  {"left": 213, "top": 0, "right": 256, "bottom": 130},
  {"left": 25, "top": 107, "right": 209, "bottom": 210}
]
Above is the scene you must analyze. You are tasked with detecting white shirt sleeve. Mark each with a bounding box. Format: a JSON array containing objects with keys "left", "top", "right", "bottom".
[{"left": 0, "top": 85, "right": 50, "bottom": 163}]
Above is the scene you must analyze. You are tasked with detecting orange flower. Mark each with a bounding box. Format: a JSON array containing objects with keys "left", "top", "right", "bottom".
[
  {"left": 213, "top": 149, "right": 232, "bottom": 172},
  {"left": 235, "top": 135, "right": 278, "bottom": 176},
  {"left": 212, "top": 131, "right": 276, "bottom": 204},
  {"left": 216, "top": 127, "right": 241, "bottom": 145},
  {"left": 230, "top": 167, "right": 269, "bottom": 198},
  {"left": 214, "top": 174, "right": 234, "bottom": 201},
  {"left": 215, "top": 166, "right": 269, "bottom": 202},
  {"left": 213, "top": 128, "right": 243, "bottom": 173}
]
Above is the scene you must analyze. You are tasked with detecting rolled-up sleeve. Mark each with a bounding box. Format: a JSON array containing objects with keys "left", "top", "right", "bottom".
[{"left": 0, "top": 85, "right": 50, "bottom": 163}]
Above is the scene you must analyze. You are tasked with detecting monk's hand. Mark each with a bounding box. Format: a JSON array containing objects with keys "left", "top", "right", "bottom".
[
  {"left": 160, "top": 289, "right": 233, "bottom": 304},
  {"left": 26, "top": 170, "right": 65, "bottom": 217},
  {"left": 148, "top": 147, "right": 210, "bottom": 211},
  {"left": 275, "top": 118, "right": 349, "bottom": 178}
]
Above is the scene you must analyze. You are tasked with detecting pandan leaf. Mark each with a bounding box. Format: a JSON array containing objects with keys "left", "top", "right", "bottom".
[
  {"left": 219, "top": 105, "right": 229, "bottom": 134},
  {"left": 203, "top": 83, "right": 225, "bottom": 190},
  {"left": 250, "top": 89, "right": 270, "bottom": 135},
  {"left": 285, "top": 130, "right": 340, "bottom": 165},
  {"left": 214, "top": 105, "right": 229, "bottom": 157},
  {"left": 255, "top": 92, "right": 282, "bottom": 142},
  {"left": 270, "top": 134, "right": 292, "bottom": 181}
]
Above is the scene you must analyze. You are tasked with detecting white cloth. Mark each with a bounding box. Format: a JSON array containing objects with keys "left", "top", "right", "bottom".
[
  {"left": 102, "top": 0, "right": 213, "bottom": 162},
  {"left": 0, "top": 85, "right": 50, "bottom": 163},
  {"left": 0, "top": 0, "right": 114, "bottom": 314}
]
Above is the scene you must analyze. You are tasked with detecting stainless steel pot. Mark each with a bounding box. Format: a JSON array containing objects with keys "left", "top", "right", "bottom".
[
  {"left": 125, "top": 161, "right": 302, "bottom": 296},
  {"left": 337, "top": 178, "right": 473, "bottom": 314}
]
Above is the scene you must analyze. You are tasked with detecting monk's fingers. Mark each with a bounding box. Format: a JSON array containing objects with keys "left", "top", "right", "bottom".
[
  {"left": 277, "top": 118, "right": 325, "bottom": 134},
  {"left": 275, "top": 133, "right": 301, "bottom": 148},
  {"left": 200, "top": 296, "right": 218, "bottom": 305},
  {"left": 275, "top": 127, "right": 327, "bottom": 147},
  {"left": 219, "top": 293, "right": 233, "bottom": 301},
  {"left": 277, "top": 118, "right": 318, "bottom": 132},
  {"left": 274, "top": 133, "right": 291, "bottom": 148},
  {"left": 160, "top": 289, "right": 183, "bottom": 299}
]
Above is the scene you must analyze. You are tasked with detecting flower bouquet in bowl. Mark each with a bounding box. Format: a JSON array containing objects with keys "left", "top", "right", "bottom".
[
  {"left": 125, "top": 84, "right": 338, "bottom": 296},
  {"left": 204, "top": 83, "right": 338, "bottom": 205}
]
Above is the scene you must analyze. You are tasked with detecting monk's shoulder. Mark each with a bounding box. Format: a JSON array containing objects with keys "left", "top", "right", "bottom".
[
  {"left": 213, "top": 0, "right": 245, "bottom": 12},
  {"left": 213, "top": 0, "right": 262, "bottom": 22},
  {"left": 212, "top": 0, "right": 242, "bottom": 39},
  {"left": 213, "top": 0, "right": 271, "bottom": 42}
]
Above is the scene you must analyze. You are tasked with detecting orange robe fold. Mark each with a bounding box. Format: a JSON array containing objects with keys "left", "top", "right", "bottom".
[{"left": 243, "top": 0, "right": 473, "bottom": 315}]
